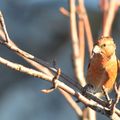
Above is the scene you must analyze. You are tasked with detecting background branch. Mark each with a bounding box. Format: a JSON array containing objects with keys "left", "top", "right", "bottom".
[
  {"left": 69, "top": 0, "right": 85, "bottom": 85},
  {"left": 101, "top": 0, "right": 119, "bottom": 36}
]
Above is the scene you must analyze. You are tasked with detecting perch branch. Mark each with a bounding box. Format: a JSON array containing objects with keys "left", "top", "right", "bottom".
[{"left": 0, "top": 55, "right": 119, "bottom": 119}]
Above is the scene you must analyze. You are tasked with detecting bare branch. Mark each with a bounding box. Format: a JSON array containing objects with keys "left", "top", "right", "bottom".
[
  {"left": 102, "top": 0, "right": 119, "bottom": 36},
  {"left": 111, "top": 83, "right": 120, "bottom": 114},
  {"left": 41, "top": 68, "right": 61, "bottom": 93},
  {"left": 69, "top": 0, "right": 84, "bottom": 84},
  {"left": 60, "top": 89, "right": 83, "bottom": 117},
  {"left": 0, "top": 11, "right": 53, "bottom": 77},
  {"left": 102, "top": 85, "right": 111, "bottom": 103},
  {"left": 100, "top": 0, "right": 109, "bottom": 34},
  {"left": 0, "top": 11, "right": 9, "bottom": 42},
  {"left": 0, "top": 55, "right": 119, "bottom": 118},
  {"left": 77, "top": 1, "right": 95, "bottom": 120},
  {"left": 59, "top": 7, "right": 69, "bottom": 16},
  {"left": 88, "top": 108, "right": 96, "bottom": 120},
  {"left": 0, "top": 11, "right": 85, "bottom": 116},
  {"left": 77, "top": 0, "right": 93, "bottom": 55},
  {"left": 77, "top": 0, "right": 86, "bottom": 87}
]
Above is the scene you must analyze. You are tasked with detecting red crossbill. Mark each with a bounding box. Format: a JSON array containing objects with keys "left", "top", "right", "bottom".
[{"left": 86, "top": 36, "right": 118, "bottom": 93}]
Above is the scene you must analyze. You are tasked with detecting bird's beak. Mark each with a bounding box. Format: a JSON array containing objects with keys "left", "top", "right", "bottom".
[{"left": 92, "top": 45, "right": 101, "bottom": 54}]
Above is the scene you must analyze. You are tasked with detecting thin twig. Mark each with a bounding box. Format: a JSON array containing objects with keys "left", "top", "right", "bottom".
[
  {"left": 111, "top": 83, "right": 120, "bottom": 114},
  {"left": 59, "top": 7, "right": 69, "bottom": 16},
  {"left": 0, "top": 11, "right": 53, "bottom": 77},
  {"left": 41, "top": 68, "right": 61, "bottom": 93},
  {"left": 102, "top": 85, "right": 111, "bottom": 103},
  {"left": 60, "top": 89, "right": 83, "bottom": 117},
  {"left": 0, "top": 11, "right": 9, "bottom": 42}
]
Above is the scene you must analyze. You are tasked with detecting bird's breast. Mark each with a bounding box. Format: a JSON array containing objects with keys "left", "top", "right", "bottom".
[{"left": 86, "top": 53, "right": 117, "bottom": 92}]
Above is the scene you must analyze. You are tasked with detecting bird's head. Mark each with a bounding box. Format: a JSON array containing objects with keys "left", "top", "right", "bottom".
[{"left": 92, "top": 36, "right": 116, "bottom": 58}]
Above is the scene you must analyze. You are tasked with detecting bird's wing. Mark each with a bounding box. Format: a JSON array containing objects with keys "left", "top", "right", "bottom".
[{"left": 117, "top": 59, "right": 120, "bottom": 72}]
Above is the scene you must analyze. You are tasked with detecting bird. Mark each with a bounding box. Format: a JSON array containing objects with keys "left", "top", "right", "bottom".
[{"left": 85, "top": 36, "right": 119, "bottom": 93}]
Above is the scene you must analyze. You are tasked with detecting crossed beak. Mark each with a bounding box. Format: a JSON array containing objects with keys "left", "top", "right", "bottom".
[{"left": 92, "top": 45, "right": 101, "bottom": 54}]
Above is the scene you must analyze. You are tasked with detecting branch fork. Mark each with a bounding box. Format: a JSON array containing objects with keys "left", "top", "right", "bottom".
[{"left": 41, "top": 68, "right": 61, "bottom": 94}]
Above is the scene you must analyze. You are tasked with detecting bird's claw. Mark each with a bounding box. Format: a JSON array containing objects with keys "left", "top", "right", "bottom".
[{"left": 82, "top": 84, "right": 96, "bottom": 96}]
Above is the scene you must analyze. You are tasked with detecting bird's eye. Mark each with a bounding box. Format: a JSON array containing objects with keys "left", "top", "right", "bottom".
[{"left": 101, "top": 44, "right": 106, "bottom": 47}]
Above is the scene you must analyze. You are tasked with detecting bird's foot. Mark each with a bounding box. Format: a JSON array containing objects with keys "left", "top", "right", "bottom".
[{"left": 82, "top": 84, "right": 96, "bottom": 96}]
